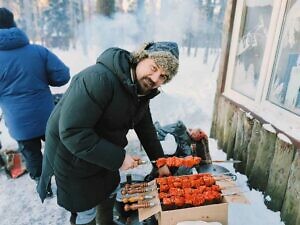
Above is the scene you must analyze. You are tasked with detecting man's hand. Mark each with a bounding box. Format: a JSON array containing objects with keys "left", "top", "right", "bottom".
[
  {"left": 120, "top": 153, "right": 141, "bottom": 171},
  {"left": 157, "top": 165, "right": 171, "bottom": 177}
]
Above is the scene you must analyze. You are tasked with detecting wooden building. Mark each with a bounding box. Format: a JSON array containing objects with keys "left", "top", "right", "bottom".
[{"left": 210, "top": 1, "right": 299, "bottom": 225}]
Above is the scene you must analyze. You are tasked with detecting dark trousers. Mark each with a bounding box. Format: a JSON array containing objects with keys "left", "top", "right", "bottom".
[{"left": 17, "top": 136, "right": 44, "bottom": 180}]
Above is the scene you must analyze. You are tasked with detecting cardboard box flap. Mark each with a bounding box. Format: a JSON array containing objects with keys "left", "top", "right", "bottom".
[
  {"left": 217, "top": 180, "right": 250, "bottom": 204},
  {"left": 138, "top": 180, "right": 161, "bottom": 221}
]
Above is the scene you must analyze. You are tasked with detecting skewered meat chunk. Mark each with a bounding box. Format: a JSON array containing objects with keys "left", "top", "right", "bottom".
[
  {"left": 184, "top": 194, "right": 194, "bottom": 205},
  {"left": 183, "top": 188, "right": 193, "bottom": 195},
  {"left": 203, "top": 191, "right": 222, "bottom": 202},
  {"left": 159, "top": 184, "right": 170, "bottom": 192},
  {"left": 155, "top": 156, "right": 202, "bottom": 168},
  {"left": 174, "top": 196, "right": 185, "bottom": 207},
  {"left": 203, "top": 176, "right": 216, "bottom": 186},
  {"left": 159, "top": 192, "right": 170, "bottom": 200},
  {"left": 173, "top": 181, "right": 182, "bottom": 188},
  {"left": 194, "top": 186, "right": 206, "bottom": 194},
  {"left": 157, "top": 173, "right": 222, "bottom": 209},
  {"left": 156, "top": 158, "right": 167, "bottom": 168},
  {"left": 182, "top": 156, "right": 201, "bottom": 167},
  {"left": 169, "top": 187, "right": 184, "bottom": 196},
  {"left": 193, "top": 195, "right": 205, "bottom": 206},
  {"left": 156, "top": 177, "right": 168, "bottom": 185}
]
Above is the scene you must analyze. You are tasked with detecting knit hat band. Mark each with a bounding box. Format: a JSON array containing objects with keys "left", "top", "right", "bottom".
[{"left": 148, "top": 51, "right": 179, "bottom": 82}]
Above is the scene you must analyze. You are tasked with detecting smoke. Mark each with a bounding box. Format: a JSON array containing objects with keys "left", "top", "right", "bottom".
[{"left": 77, "top": 0, "right": 201, "bottom": 52}]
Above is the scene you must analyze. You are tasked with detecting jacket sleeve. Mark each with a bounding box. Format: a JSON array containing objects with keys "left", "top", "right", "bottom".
[
  {"left": 44, "top": 48, "right": 70, "bottom": 87},
  {"left": 58, "top": 68, "right": 125, "bottom": 171},
  {"left": 134, "top": 106, "right": 165, "bottom": 161}
]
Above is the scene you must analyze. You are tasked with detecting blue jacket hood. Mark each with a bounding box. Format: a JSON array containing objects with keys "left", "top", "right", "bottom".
[{"left": 0, "top": 27, "right": 29, "bottom": 50}]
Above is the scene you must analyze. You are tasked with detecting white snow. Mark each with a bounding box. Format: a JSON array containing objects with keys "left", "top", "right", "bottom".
[
  {"left": 277, "top": 133, "right": 292, "bottom": 144},
  {"left": 265, "top": 195, "right": 272, "bottom": 202},
  {"left": 160, "top": 134, "right": 177, "bottom": 155},
  {"left": 245, "top": 112, "right": 253, "bottom": 120},
  {"left": 262, "top": 123, "right": 276, "bottom": 133}
]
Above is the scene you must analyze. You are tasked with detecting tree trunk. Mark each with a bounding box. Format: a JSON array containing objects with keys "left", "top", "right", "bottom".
[{"left": 96, "top": 0, "right": 114, "bottom": 17}]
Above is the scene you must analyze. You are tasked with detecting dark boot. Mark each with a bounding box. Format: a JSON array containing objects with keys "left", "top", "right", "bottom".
[
  {"left": 70, "top": 213, "right": 77, "bottom": 225},
  {"left": 70, "top": 213, "right": 96, "bottom": 225},
  {"left": 46, "top": 181, "right": 53, "bottom": 198},
  {"left": 96, "top": 196, "right": 117, "bottom": 225}
]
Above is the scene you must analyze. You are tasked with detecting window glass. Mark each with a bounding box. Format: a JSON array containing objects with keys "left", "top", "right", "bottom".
[
  {"left": 231, "top": 0, "right": 273, "bottom": 99},
  {"left": 267, "top": 0, "right": 300, "bottom": 115}
]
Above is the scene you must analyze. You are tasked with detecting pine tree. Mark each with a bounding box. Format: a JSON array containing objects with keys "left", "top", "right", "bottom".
[{"left": 41, "top": 0, "right": 72, "bottom": 50}]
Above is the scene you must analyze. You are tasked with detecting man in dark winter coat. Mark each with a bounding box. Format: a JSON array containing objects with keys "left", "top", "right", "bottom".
[
  {"left": 0, "top": 8, "right": 70, "bottom": 193},
  {"left": 37, "top": 41, "right": 179, "bottom": 225}
]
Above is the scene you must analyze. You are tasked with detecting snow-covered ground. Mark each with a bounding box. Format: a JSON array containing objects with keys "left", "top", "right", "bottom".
[{"left": 0, "top": 47, "right": 284, "bottom": 225}]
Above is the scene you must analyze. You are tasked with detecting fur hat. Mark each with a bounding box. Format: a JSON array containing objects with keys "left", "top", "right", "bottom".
[
  {"left": 0, "top": 8, "right": 16, "bottom": 29},
  {"left": 132, "top": 41, "right": 179, "bottom": 82}
]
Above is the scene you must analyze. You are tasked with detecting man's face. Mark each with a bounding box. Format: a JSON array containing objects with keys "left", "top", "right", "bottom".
[{"left": 135, "top": 58, "right": 168, "bottom": 94}]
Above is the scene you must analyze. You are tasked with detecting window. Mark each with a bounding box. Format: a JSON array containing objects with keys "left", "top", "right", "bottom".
[
  {"left": 231, "top": 0, "right": 273, "bottom": 99},
  {"left": 267, "top": 0, "right": 300, "bottom": 116},
  {"left": 224, "top": 0, "right": 300, "bottom": 140}
]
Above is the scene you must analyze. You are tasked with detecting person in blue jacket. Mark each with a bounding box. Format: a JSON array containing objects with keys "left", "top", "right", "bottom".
[{"left": 0, "top": 8, "right": 70, "bottom": 195}]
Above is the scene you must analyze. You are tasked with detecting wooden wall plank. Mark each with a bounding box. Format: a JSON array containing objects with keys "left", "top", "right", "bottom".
[
  {"left": 248, "top": 124, "right": 277, "bottom": 191},
  {"left": 245, "top": 119, "right": 262, "bottom": 176},
  {"left": 265, "top": 134, "right": 296, "bottom": 211},
  {"left": 281, "top": 151, "right": 300, "bottom": 225}
]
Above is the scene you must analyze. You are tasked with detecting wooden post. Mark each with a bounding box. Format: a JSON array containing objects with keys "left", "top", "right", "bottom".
[
  {"left": 281, "top": 150, "right": 300, "bottom": 225},
  {"left": 234, "top": 111, "right": 254, "bottom": 174},
  {"left": 232, "top": 109, "right": 244, "bottom": 161},
  {"left": 248, "top": 124, "right": 277, "bottom": 191},
  {"left": 245, "top": 119, "right": 262, "bottom": 176},
  {"left": 216, "top": 97, "right": 227, "bottom": 149},
  {"left": 265, "top": 134, "right": 296, "bottom": 211},
  {"left": 222, "top": 101, "right": 235, "bottom": 153},
  {"left": 226, "top": 110, "right": 238, "bottom": 160},
  {"left": 210, "top": 0, "right": 236, "bottom": 139}
]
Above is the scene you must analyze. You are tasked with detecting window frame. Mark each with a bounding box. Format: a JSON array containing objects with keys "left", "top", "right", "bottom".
[{"left": 223, "top": 0, "right": 300, "bottom": 140}]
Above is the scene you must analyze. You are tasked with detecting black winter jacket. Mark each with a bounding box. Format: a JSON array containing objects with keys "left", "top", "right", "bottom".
[{"left": 37, "top": 48, "right": 165, "bottom": 212}]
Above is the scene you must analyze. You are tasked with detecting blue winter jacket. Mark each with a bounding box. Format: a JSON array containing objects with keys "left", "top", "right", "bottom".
[{"left": 0, "top": 27, "right": 70, "bottom": 141}]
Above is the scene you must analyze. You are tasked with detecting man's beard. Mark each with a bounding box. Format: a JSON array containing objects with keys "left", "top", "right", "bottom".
[{"left": 137, "top": 77, "right": 155, "bottom": 95}]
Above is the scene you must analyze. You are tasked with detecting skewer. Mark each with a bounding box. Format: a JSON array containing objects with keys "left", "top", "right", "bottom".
[
  {"left": 121, "top": 187, "right": 156, "bottom": 195},
  {"left": 124, "top": 202, "right": 156, "bottom": 211},
  {"left": 124, "top": 182, "right": 153, "bottom": 189},
  {"left": 149, "top": 159, "right": 242, "bottom": 164},
  {"left": 221, "top": 190, "right": 249, "bottom": 196},
  {"left": 122, "top": 195, "right": 154, "bottom": 203}
]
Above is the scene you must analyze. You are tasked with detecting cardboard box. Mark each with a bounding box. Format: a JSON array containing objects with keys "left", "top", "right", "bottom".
[{"left": 139, "top": 178, "right": 249, "bottom": 225}]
